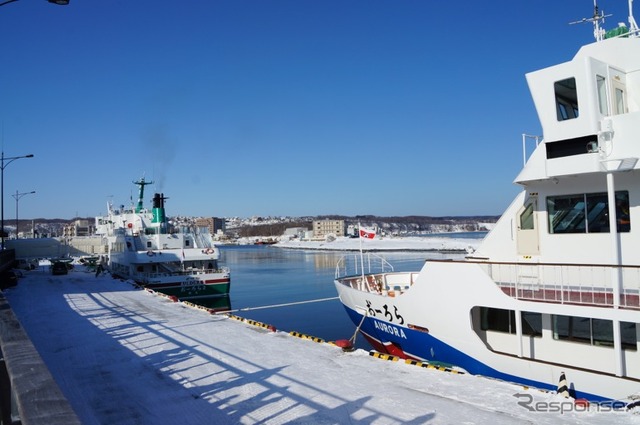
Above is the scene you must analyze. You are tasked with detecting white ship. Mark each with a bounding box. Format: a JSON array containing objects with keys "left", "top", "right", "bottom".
[
  {"left": 335, "top": 2, "right": 640, "bottom": 403},
  {"left": 96, "top": 177, "right": 230, "bottom": 300}
]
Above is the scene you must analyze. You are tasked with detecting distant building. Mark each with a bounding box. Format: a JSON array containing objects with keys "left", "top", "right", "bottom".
[
  {"left": 195, "top": 217, "right": 226, "bottom": 235},
  {"left": 63, "top": 219, "right": 94, "bottom": 237},
  {"left": 283, "top": 227, "right": 308, "bottom": 239},
  {"left": 312, "top": 220, "right": 345, "bottom": 239}
]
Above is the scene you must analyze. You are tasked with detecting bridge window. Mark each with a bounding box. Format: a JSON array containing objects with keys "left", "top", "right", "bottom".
[
  {"left": 553, "top": 315, "right": 636, "bottom": 350},
  {"left": 614, "top": 84, "right": 627, "bottom": 115},
  {"left": 547, "top": 191, "right": 629, "bottom": 233},
  {"left": 596, "top": 75, "right": 608, "bottom": 115},
  {"left": 555, "top": 78, "right": 579, "bottom": 121}
]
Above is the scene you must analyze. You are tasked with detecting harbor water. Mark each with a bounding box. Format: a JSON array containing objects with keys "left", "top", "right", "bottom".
[{"left": 204, "top": 244, "right": 471, "bottom": 350}]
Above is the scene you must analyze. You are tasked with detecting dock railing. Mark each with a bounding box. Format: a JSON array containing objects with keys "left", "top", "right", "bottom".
[{"left": 0, "top": 291, "right": 81, "bottom": 424}]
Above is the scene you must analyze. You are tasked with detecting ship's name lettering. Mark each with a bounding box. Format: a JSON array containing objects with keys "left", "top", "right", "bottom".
[
  {"left": 182, "top": 279, "right": 203, "bottom": 289},
  {"left": 365, "top": 300, "right": 404, "bottom": 324},
  {"left": 374, "top": 320, "right": 407, "bottom": 339}
]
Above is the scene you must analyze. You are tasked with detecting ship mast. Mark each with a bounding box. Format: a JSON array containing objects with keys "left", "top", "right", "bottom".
[
  {"left": 569, "top": 0, "right": 639, "bottom": 41},
  {"left": 569, "top": 0, "right": 610, "bottom": 41},
  {"left": 133, "top": 176, "right": 154, "bottom": 213}
]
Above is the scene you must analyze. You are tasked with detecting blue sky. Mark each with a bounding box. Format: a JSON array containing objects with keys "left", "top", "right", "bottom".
[{"left": 0, "top": 0, "right": 632, "bottom": 219}]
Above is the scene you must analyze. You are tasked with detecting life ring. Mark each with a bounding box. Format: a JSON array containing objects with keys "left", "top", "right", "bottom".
[
  {"left": 204, "top": 248, "right": 214, "bottom": 254},
  {"left": 147, "top": 250, "right": 155, "bottom": 257}
]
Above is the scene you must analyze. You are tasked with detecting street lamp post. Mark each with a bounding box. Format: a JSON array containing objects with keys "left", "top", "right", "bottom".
[
  {"left": 12, "top": 190, "right": 35, "bottom": 239},
  {"left": 0, "top": 0, "right": 68, "bottom": 246},
  {"left": 1, "top": 152, "right": 34, "bottom": 248}
]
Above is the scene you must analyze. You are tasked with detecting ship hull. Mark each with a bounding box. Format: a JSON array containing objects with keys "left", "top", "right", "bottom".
[
  {"left": 334, "top": 259, "right": 640, "bottom": 403},
  {"left": 144, "top": 276, "right": 231, "bottom": 299}
]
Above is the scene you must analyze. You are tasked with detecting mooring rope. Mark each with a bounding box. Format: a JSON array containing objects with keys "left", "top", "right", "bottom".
[
  {"left": 349, "top": 310, "right": 368, "bottom": 345},
  {"left": 219, "top": 296, "right": 340, "bottom": 313}
]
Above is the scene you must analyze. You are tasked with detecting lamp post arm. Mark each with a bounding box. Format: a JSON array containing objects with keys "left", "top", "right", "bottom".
[
  {"left": 1, "top": 154, "right": 34, "bottom": 171},
  {"left": 13, "top": 190, "right": 35, "bottom": 240},
  {"left": 1, "top": 153, "right": 34, "bottom": 248}
]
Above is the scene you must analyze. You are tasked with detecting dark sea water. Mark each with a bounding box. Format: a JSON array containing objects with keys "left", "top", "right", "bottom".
[{"left": 207, "top": 245, "right": 468, "bottom": 350}]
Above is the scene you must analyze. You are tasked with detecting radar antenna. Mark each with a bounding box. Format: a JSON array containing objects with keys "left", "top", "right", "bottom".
[{"left": 569, "top": 0, "right": 611, "bottom": 41}]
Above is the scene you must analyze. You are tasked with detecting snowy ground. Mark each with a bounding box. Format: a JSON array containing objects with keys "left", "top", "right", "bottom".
[
  {"left": 273, "top": 235, "right": 482, "bottom": 252},
  {"left": 3, "top": 266, "right": 640, "bottom": 425}
]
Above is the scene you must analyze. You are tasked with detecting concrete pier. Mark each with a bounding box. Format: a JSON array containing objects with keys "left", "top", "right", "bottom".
[{"left": 0, "top": 265, "right": 626, "bottom": 424}]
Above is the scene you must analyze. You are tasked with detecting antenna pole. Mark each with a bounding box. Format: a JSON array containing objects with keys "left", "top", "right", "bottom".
[
  {"left": 133, "top": 176, "right": 154, "bottom": 213},
  {"left": 593, "top": 0, "right": 604, "bottom": 41},
  {"left": 630, "top": 0, "right": 639, "bottom": 33}
]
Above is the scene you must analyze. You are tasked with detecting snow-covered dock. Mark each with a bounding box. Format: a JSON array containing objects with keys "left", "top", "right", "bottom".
[{"left": 3, "top": 266, "right": 637, "bottom": 424}]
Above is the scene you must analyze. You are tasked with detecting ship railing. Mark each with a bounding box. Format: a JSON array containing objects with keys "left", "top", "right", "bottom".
[
  {"left": 521, "top": 133, "right": 542, "bottom": 166},
  {"left": 467, "top": 260, "right": 640, "bottom": 309},
  {"left": 191, "top": 230, "right": 212, "bottom": 249},
  {"left": 335, "top": 253, "right": 394, "bottom": 278},
  {"left": 336, "top": 253, "right": 420, "bottom": 294}
]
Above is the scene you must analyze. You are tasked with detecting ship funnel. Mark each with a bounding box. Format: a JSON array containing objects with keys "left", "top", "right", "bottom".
[{"left": 152, "top": 193, "right": 167, "bottom": 225}]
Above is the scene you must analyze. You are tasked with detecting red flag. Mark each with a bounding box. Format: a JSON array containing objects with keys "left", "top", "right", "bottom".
[{"left": 359, "top": 227, "right": 376, "bottom": 239}]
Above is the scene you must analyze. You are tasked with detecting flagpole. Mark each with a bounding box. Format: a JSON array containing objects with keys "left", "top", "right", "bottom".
[{"left": 358, "top": 222, "right": 365, "bottom": 283}]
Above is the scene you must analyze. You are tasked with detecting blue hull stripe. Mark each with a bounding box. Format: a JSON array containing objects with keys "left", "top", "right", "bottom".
[{"left": 343, "top": 306, "right": 609, "bottom": 402}]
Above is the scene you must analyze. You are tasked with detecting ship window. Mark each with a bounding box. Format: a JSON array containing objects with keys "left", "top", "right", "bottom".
[
  {"left": 519, "top": 203, "right": 535, "bottom": 230},
  {"left": 621, "top": 321, "right": 637, "bottom": 350},
  {"left": 547, "top": 191, "right": 629, "bottom": 233},
  {"left": 547, "top": 194, "right": 585, "bottom": 233},
  {"left": 614, "top": 86, "right": 626, "bottom": 115},
  {"left": 481, "top": 307, "right": 514, "bottom": 333},
  {"left": 522, "top": 311, "right": 542, "bottom": 336},
  {"left": 596, "top": 75, "right": 608, "bottom": 115},
  {"left": 555, "top": 78, "right": 579, "bottom": 121},
  {"left": 479, "top": 307, "right": 541, "bottom": 337},
  {"left": 553, "top": 315, "right": 636, "bottom": 350}
]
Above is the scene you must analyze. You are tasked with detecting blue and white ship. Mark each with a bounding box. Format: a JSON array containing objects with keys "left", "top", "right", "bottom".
[{"left": 335, "top": 2, "right": 640, "bottom": 403}]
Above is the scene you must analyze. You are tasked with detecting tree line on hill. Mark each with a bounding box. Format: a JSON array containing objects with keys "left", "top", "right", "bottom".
[
  {"left": 233, "top": 215, "right": 499, "bottom": 238},
  {"left": 15, "top": 215, "right": 499, "bottom": 239}
]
